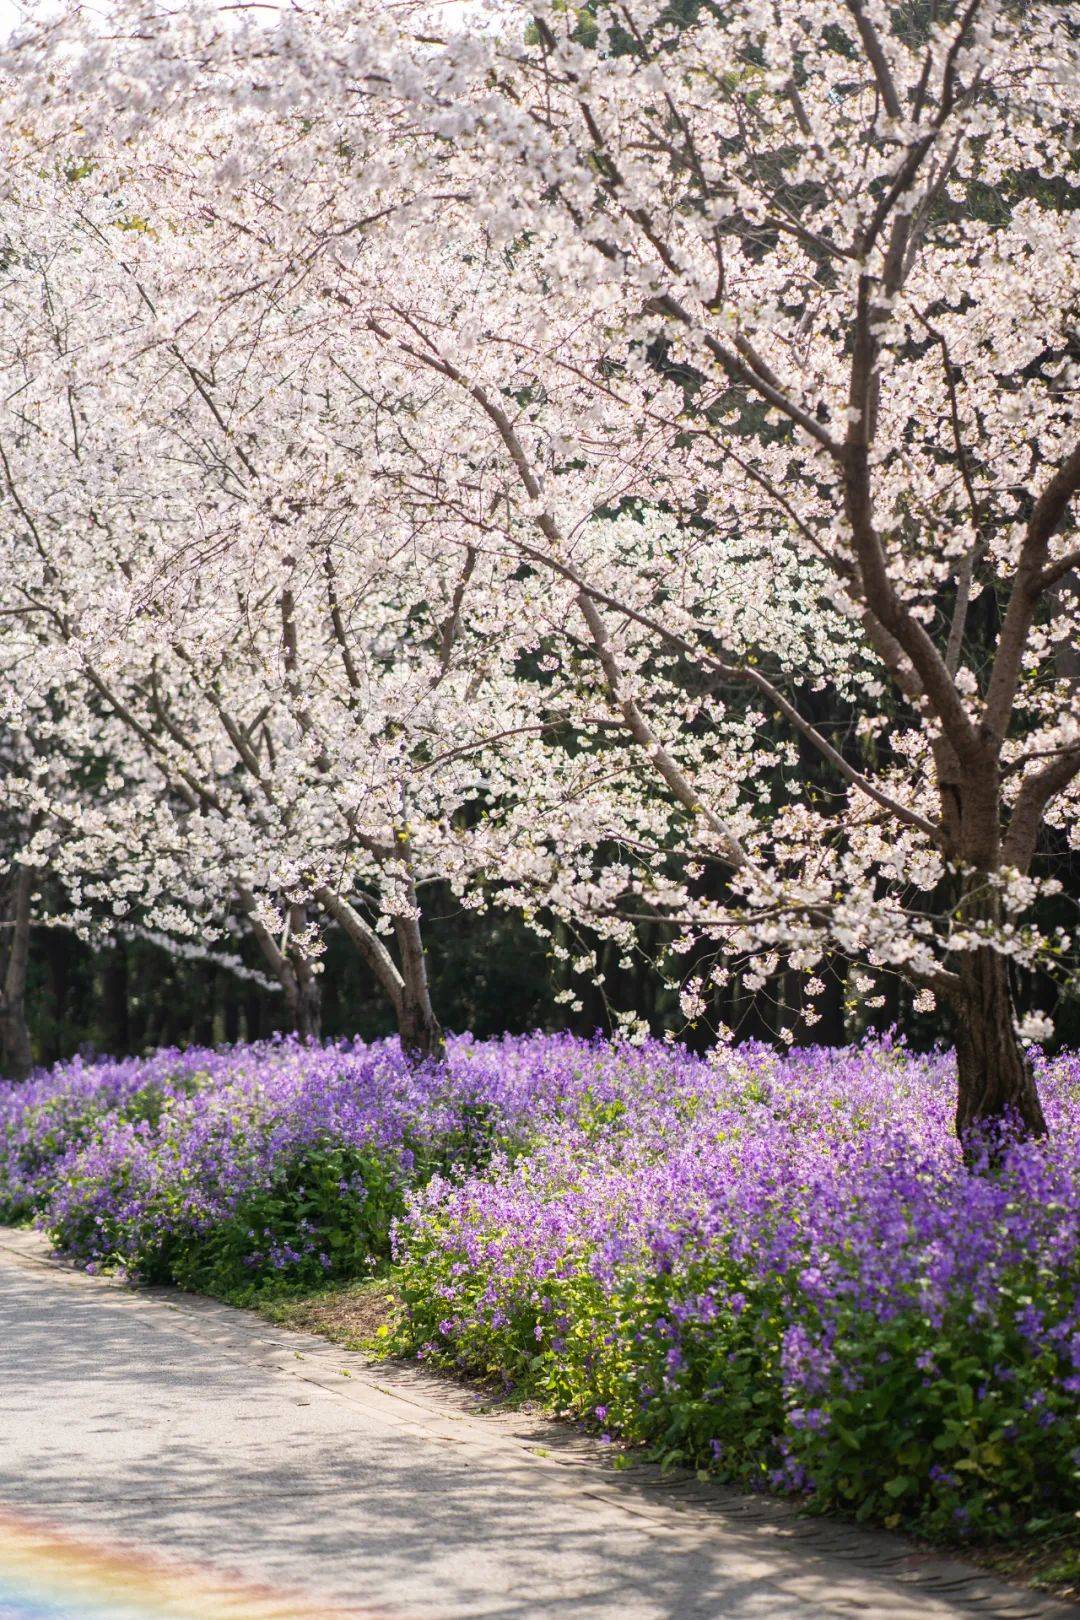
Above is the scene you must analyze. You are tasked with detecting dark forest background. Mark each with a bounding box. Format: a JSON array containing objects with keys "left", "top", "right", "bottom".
[{"left": 17, "top": 869, "right": 1080, "bottom": 1069}]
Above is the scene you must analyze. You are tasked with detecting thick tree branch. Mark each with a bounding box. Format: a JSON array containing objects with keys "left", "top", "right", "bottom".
[
  {"left": 316, "top": 886, "right": 405, "bottom": 1009},
  {"left": 983, "top": 437, "right": 1080, "bottom": 743},
  {"left": 1001, "top": 747, "right": 1080, "bottom": 872}
]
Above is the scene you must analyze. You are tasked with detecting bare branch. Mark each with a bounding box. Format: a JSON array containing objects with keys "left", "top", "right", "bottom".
[{"left": 843, "top": 0, "right": 903, "bottom": 121}]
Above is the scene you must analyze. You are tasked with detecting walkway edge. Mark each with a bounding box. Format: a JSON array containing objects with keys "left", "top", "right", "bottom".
[{"left": 1, "top": 1225, "right": 1075, "bottom": 1620}]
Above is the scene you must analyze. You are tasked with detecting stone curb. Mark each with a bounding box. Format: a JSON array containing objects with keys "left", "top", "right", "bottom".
[{"left": 1, "top": 1225, "right": 1075, "bottom": 1620}]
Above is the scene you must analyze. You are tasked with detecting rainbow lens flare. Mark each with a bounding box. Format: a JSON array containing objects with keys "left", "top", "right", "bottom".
[{"left": 0, "top": 1507, "right": 363, "bottom": 1619}]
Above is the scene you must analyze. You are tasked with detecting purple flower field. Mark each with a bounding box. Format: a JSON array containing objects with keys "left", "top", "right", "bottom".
[
  {"left": 0, "top": 1032, "right": 628, "bottom": 1278},
  {"left": 1, "top": 1033, "right": 1077, "bottom": 1539}
]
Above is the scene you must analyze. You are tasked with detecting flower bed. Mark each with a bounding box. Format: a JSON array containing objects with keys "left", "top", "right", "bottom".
[
  {"left": 1, "top": 1034, "right": 1077, "bottom": 1542},
  {"left": 393, "top": 1041, "right": 1080, "bottom": 1539},
  {"left": 0, "top": 1033, "right": 682, "bottom": 1288}
]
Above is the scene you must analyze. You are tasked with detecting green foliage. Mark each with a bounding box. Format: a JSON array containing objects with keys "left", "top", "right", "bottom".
[
  {"left": 390, "top": 1229, "right": 1080, "bottom": 1545},
  {"left": 166, "top": 1142, "right": 405, "bottom": 1296},
  {"left": 774, "top": 1297, "right": 1077, "bottom": 1538}
]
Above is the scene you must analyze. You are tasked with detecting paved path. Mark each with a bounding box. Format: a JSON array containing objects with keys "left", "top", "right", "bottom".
[{"left": 0, "top": 1230, "right": 1074, "bottom": 1620}]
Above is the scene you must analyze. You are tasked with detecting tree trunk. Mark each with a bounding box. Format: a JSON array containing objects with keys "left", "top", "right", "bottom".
[
  {"left": 223, "top": 981, "right": 241, "bottom": 1044},
  {"left": 939, "top": 760, "right": 1049, "bottom": 1149},
  {"left": 193, "top": 961, "right": 216, "bottom": 1046},
  {"left": 951, "top": 946, "right": 1047, "bottom": 1144},
  {"left": 244, "top": 985, "right": 262, "bottom": 1041},
  {"left": 315, "top": 882, "right": 443, "bottom": 1059},
  {"left": 398, "top": 987, "right": 444, "bottom": 1062},
  {"left": 285, "top": 902, "right": 321, "bottom": 1042},
  {"left": 0, "top": 865, "right": 33, "bottom": 1079},
  {"left": 284, "top": 959, "right": 322, "bottom": 1041},
  {"left": 0, "top": 1004, "right": 32, "bottom": 1079},
  {"left": 44, "top": 926, "right": 71, "bottom": 1064},
  {"left": 394, "top": 912, "right": 444, "bottom": 1062},
  {"left": 238, "top": 889, "right": 322, "bottom": 1042}
]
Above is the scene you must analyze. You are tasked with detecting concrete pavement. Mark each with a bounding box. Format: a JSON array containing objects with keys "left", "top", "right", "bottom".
[{"left": 0, "top": 1228, "right": 1074, "bottom": 1620}]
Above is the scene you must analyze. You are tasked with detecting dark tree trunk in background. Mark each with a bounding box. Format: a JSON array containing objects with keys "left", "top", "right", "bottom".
[
  {"left": 950, "top": 947, "right": 1048, "bottom": 1144},
  {"left": 45, "top": 928, "right": 70, "bottom": 1061},
  {"left": 282, "top": 903, "right": 321, "bottom": 1041},
  {"left": 0, "top": 865, "right": 33, "bottom": 1078},
  {"left": 192, "top": 962, "right": 216, "bottom": 1046},
  {"left": 223, "top": 982, "right": 240, "bottom": 1044},
  {"left": 0, "top": 1006, "right": 32, "bottom": 1078},
  {"left": 160, "top": 971, "right": 190, "bottom": 1048},
  {"left": 244, "top": 986, "right": 263, "bottom": 1041},
  {"left": 238, "top": 890, "right": 321, "bottom": 1041},
  {"left": 102, "top": 942, "right": 130, "bottom": 1054}
]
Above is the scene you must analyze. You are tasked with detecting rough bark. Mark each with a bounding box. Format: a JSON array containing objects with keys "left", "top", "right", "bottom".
[
  {"left": 398, "top": 987, "right": 444, "bottom": 1062},
  {"left": 946, "top": 833, "right": 1047, "bottom": 1144},
  {"left": 311, "top": 886, "right": 444, "bottom": 1058},
  {"left": 394, "top": 912, "right": 444, "bottom": 1063},
  {"left": 935, "top": 754, "right": 1051, "bottom": 1146},
  {"left": 950, "top": 947, "right": 1048, "bottom": 1144},
  {"left": 0, "top": 865, "right": 33, "bottom": 1079}
]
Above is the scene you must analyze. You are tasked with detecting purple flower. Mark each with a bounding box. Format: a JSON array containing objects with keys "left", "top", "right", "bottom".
[{"left": 788, "top": 1407, "right": 830, "bottom": 1433}]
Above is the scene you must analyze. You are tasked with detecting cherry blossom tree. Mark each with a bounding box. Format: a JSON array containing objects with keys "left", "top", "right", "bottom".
[
  {"left": 3, "top": 0, "right": 1078, "bottom": 1136},
  {"left": 0, "top": 807, "right": 36, "bottom": 1077},
  {"left": 354, "top": 0, "right": 1080, "bottom": 1139},
  {"left": 0, "top": 155, "right": 581, "bottom": 1057}
]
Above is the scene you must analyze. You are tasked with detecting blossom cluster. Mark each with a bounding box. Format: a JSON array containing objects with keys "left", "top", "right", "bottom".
[{"left": 0, "top": 0, "right": 1077, "bottom": 1066}]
